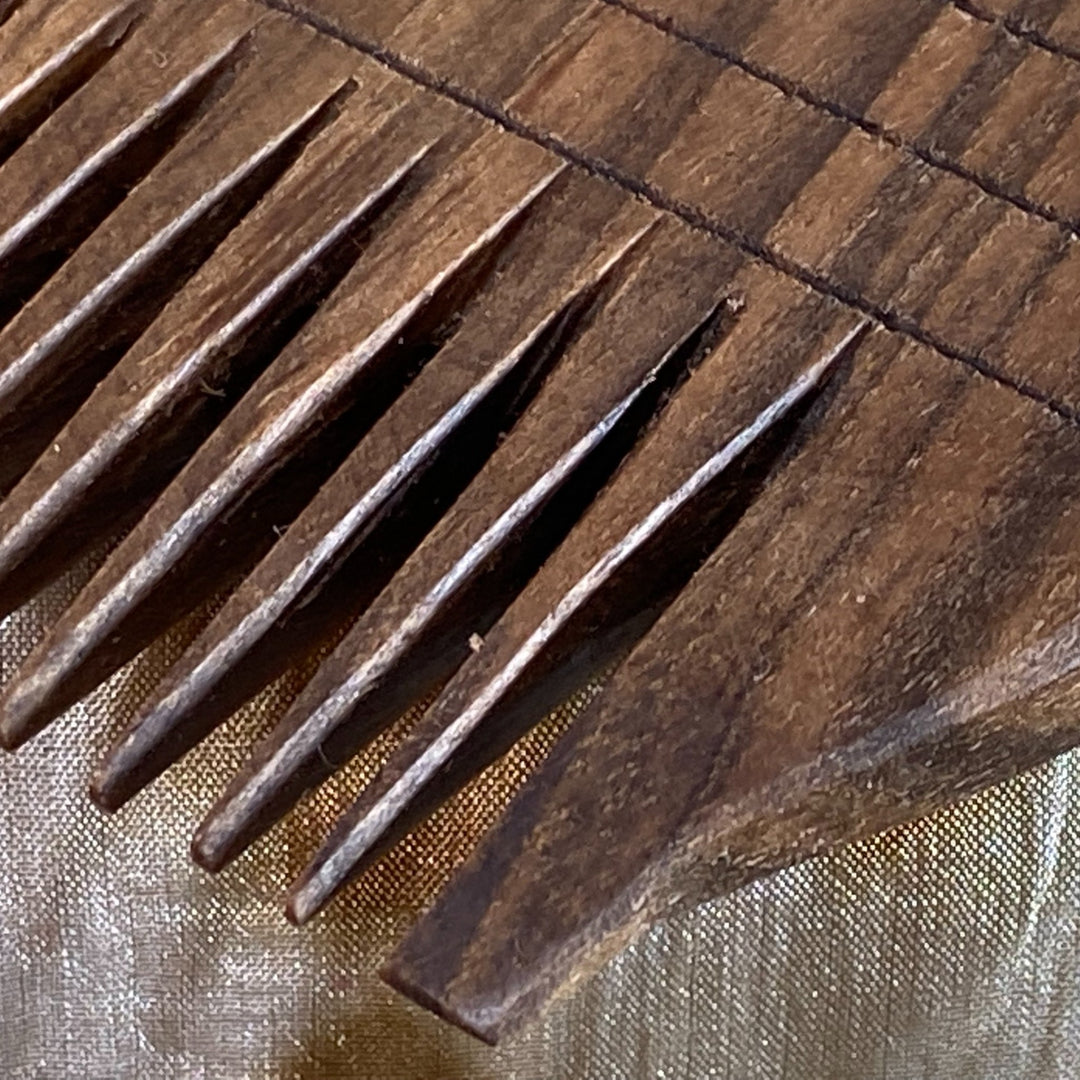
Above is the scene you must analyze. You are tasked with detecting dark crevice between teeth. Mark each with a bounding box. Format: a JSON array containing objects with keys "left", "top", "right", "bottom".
[
  {"left": 0, "top": 78, "right": 360, "bottom": 503},
  {"left": 91, "top": 268, "right": 618, "bottom": 812},
  {"left": 0, "top": 195, "right": 531, "bottom": 749},
  {"left": 0, "top": 26, "right": 255, "bottom": 330},
  {"left": 290, "top": 320, "right": 861, "bottom": 922},
  {"left": 0, "top": 2, "right": 147, "bottom": 167},
  {"left": 0, "top": 85, "right": 399, "bottom": 620},
  {"left": 390, "top": 331, "right": 859, "bottom": 847},
  {"left": 191, "top": 298, "right": 743, "bottom": 876}
]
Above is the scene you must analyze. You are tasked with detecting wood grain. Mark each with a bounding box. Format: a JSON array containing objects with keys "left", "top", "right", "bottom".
[
  {"left": 2, "top": 0, "right": 1080, "bottom": 1046},
  {"left": 91, "top": 172, "right": 654, "bottom": 811},
  {"left": 295, "top": 0, "right": 1080, "bottom": 407},
  {"left": 386, "top": 325, "right": 1080, "bottom": 1042},
  {"left": 286, "top": 269, "right": 867, "bottom": 925},
  {"left": 0, "top": 13, "right": 361, "bottom": 565},
  {"left": 0, "top": 111, "right": 559, "bottom": 749},
  {"left": 189, "top": 216, "right": 743, "bottom": 873}
]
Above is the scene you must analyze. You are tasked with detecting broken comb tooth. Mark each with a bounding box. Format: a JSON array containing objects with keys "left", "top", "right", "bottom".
[
  {"left": 0, "top": 128, "right": 559, "bottom": 751},
  {"left": 92, "top": 178, "right": 655, "bottom": 812},
  {"left": 286, "top": 281, "right": 868, "bottom": 925},
  {"left": 190, "top": 219, "right": 745, "bottom": 874}
]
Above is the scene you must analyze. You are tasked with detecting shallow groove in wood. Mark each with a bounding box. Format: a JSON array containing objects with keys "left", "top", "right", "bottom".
[
  {"left": 256, "top": 0, "right": 1080, "bottom": 431},
  {"left": 954, "top": 0, "right": 1080, "bottom": 63},
  {"left": 600, "top": 0, "right": 1079, "bottom": 237}
]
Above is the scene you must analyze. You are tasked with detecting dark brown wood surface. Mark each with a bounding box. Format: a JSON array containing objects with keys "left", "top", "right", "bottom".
[
  {"left": 0, "top": 12, "right": 366, "bottom": 600},
  {"left": 292, "top": 0, "right": 1080, "bottom": 408},
  {"left": 285, "top": 271, "right": 866, "bottom": 925},
  {"left": 385, "top": 329, "right": 1080, "bottom": 1041},
  {"left": 3, "top": 0, "right": 1080, "bottom": 1046},
  {"left": 189, "top": 214, "right": 739, "bottom": 874},
  {"left": 92, "top": 171, "right": 654, "bottom": 811}
]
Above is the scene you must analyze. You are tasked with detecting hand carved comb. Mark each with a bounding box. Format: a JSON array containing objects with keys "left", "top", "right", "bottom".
[{"left": 4, "top": 0, "right": 1080, "bottom": 1044}]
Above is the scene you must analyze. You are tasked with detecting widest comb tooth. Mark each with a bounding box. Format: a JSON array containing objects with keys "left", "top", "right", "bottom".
[
  {"left": 285, "top": 276, "right": 868, "bottom": 925},
  {"left": 190, "top": 219, "right": 746, "bottom": 874},
  {"left": 382, "top": 327, "right": 1080, "bottom": 1042},
  {"left": 0, "top": 0, "right": 260, "bottom": 326},
  {"left": 0, "top": 0, "right": 145, "bottom": 165},
  {"left": 0, "top": 128, "right": 559, "bottom": 751},
  {"left": 91, "top": 178, "right": 656, "bottom": 812},
  {"left": 0, "top": 20, "right": 364, "bottom": 503}
]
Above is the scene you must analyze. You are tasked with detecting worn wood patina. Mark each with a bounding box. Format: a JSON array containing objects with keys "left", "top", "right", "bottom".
[{"left": 2, "top": 0, "right": 1080, "bottom": 1044}]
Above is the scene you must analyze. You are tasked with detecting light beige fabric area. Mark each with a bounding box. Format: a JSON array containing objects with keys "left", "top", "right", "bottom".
[{"left": 3, "top": 555, "right": 1080, "bottom": 1079}]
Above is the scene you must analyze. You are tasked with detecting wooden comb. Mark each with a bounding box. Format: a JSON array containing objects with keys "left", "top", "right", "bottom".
[{"left": 4, "top": 0, "right": 1080, "bottom": 1045}]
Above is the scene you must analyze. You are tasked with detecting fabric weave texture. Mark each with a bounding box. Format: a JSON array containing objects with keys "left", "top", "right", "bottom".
[{"left": 2, "top": 553, "right": 1079, "bottom": 1079}]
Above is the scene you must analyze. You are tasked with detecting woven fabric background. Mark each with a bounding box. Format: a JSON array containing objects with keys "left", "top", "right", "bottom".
[{"left": 3, "top": 548, "right": 1080, "bottom": 1079}]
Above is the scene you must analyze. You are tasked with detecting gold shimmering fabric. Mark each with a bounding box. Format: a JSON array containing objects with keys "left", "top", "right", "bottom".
[{"left": 3, "top": 553, "right": 1080, "bottom": 1078}]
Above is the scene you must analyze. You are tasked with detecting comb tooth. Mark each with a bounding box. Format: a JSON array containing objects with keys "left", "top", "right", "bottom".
[
  {"left": 190, "top": 219, "right": 746, "bottom": 874},
  {"left": 0, "top": 80, "right": 426, "bottom": 617},
  {"left": 0, "top": 0, "right": 144, "bottom": 165},
  {"left": 0, "top": 0, "right": 24, "bottom": 26},
  {"left": 0, "top": 129, "right": 560, "bottom": 751},
  {"left": 381, "top": 327, "right": 1080, "bottom": 1043},
  {"left": 0, "top": 0, "right": 260, "bottom": 326},
  {"left": 0, "top": 21, "right": 363, "bottom": 500},
  {"left": 91, "top": 180, "right": 656, "bottom": 812},
  {"left": 285, "top": 280, "right": 868, "bottom": 925}
]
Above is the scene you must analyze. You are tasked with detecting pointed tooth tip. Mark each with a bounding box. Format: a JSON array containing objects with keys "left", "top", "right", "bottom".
[
  {"left": 90, "top": 789, "right": 123, "bottom": 815},
  {"left": 0, "top": 684, "right": 18, "bottom": 750},
  {"left": 0, "top": 719, "right": 31, "bottom": 752},
  {"left": 89, "top": 697, "right": 177, "bottom": 812},
  {"left": 0, "top": 654, "right": 71, "bottom": 750},
  {"left": 0, "top": 685, "right": 36, "bottom": 751},
  {"left": 286, "top": 813, "right": 386, "bottom": 924},
  {"left": 285, "top": 867, "right": 337, "bottom": 926}
]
